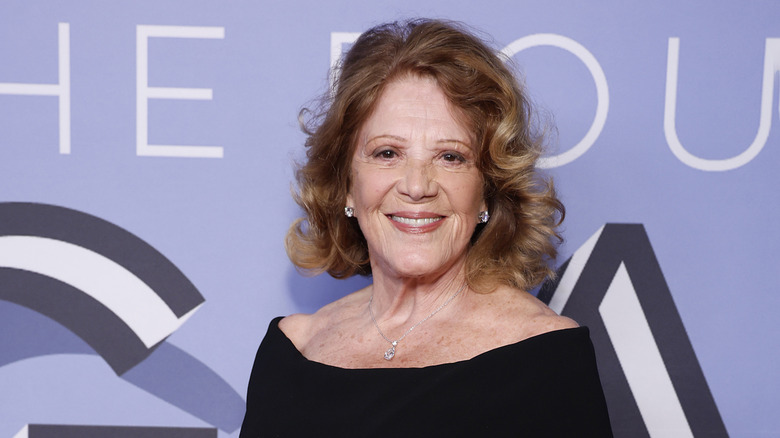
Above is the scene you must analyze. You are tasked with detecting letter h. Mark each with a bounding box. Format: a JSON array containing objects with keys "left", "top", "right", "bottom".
[{"left": 0, "top": 23, "right": 70, "bottom": 154}]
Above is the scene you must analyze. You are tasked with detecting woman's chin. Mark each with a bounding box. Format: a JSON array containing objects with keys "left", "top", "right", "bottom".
[{"left": 380, "top": 256, "right": 457, "bottom": 280}]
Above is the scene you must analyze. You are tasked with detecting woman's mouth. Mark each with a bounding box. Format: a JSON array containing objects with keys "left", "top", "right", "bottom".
[
  {"left": 387, "top": 213, "right": 445, "bottom": 233},
  {"left": 389, "top": 215, "right": 443, "bottom": 226}
]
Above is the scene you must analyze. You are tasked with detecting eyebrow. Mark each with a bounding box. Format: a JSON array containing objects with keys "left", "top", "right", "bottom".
[
  {"left": 365, "top": 135, "right": 472, "bottom": 149},
  {"left": 437, "top": 138, "right": 472, "bottom": 148},
  {"left": 365, "top": 134, "right": 406, "bottom": 144}
]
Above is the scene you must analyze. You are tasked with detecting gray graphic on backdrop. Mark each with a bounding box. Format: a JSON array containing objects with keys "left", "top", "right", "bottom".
[
  {"left": 15, "top": 424, "right": 216, "bottom": 438},
  {"left": 0, "top": 202, "right": 243, "bottom": 433},
  {"left": 538, "top": 224, "right": 728, "bottom": 437}
]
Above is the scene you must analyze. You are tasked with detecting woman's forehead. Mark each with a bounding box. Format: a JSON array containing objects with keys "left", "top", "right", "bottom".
[{"left": 356, "top": 76, "right": 475, "bottom": 148}]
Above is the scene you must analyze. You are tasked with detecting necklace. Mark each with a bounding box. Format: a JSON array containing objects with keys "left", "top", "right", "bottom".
[{"left": 368, "top": 283, "right": 467, "bottom": 361}]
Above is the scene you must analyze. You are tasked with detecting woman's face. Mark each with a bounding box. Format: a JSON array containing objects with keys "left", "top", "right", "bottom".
[{"left": 347, "top": 75, "right": 486, "bottom": 280}]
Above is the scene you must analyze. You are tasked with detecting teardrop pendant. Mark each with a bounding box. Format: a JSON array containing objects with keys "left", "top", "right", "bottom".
[{"left": 384, "top": 342, "right": 397, "bottom": 360}]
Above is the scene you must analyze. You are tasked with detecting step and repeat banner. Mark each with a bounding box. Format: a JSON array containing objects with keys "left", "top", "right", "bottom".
[{"left": 1, "top": 1, "right": 777, "bottom": 437}]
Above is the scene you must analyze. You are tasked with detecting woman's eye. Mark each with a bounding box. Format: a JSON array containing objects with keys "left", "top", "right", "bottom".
[
  {"left": 375, "top": 150, "right": 397, "bottom": 159},
  {"left": 442, "top": 153, "right": 465, "bottom": 163}
]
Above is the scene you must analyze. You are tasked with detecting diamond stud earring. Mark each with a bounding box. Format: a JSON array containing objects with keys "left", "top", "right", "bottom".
[
  {"left": 345, "top": 207, "right": 355, "bottom": 218},
  {"left": 478, "top": 210, "right": 489, "bottom": 224}
]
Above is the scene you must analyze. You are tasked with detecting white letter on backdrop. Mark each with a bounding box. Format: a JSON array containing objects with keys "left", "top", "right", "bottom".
[
  {"left": 0, "top": 23, "right": 71, "bottom": 154},
  {"left": 136, "top": 25, "right": 225, "bottom": 158},
  {"left": 665, "top": 38, "right": 780, "bottom": 171},
  {"left": 329, "top": 32, "right": 361, "bottom": 91},
  {"left": 502, "top": 34, "right": 609, "bottom": 168}
]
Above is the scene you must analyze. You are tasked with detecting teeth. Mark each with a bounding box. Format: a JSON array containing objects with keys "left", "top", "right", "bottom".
[{"left": 390, "top": 215, "right": 442, "bottom": 226}]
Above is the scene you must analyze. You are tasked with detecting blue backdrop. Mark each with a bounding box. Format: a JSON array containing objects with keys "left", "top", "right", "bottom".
[{"left": 1, "top": 1, "right": 777, "bottom": 437}]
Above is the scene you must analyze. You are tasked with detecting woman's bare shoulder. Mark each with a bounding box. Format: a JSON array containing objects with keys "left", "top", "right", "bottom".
[
  {"left": 477, "top": 285, "right": 578, "bottom": 343},
  {"left": 521, "top": 293, "right": 579, "bottom": 332},
  {"left": 278, "top": 286, "right": 370, "bottom": 350}
]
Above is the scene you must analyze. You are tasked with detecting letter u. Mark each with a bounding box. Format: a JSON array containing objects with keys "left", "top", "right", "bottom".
[{"left": 664, "top": 38, "right": 780, "bottom": 171}]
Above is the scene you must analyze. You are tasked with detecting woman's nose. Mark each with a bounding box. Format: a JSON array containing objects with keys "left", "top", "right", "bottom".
[{"left": 398, "top": 159, "right": 437, "bottom": 201}]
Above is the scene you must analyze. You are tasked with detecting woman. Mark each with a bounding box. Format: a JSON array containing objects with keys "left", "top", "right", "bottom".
[{"left": 241, "top": 19, "right": 612, "bottom": 436}]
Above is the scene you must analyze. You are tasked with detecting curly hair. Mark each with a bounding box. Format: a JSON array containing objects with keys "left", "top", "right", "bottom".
[{"left": 286, "top": 18, "right": 564, "bottom": 292}]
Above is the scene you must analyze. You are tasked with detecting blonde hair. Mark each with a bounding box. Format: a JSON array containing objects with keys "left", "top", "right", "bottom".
[{"left": 286, "top": 19, "right": 564, "bottom": 292}]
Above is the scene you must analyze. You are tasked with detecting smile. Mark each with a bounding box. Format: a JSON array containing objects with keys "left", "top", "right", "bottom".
[{"left": 389, "top": 215, "right": 443, "bottom": 226}]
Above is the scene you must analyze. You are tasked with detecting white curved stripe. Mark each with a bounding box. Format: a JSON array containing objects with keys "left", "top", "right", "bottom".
[
  {"left": 548, "top": 226, "right": 604, "bottom": 314},
  {"left": 600, "top": 263, "right": 693, "bottom": 438},
  {"left": 0, "top": 235, "right": 199, "bottom": 348}
]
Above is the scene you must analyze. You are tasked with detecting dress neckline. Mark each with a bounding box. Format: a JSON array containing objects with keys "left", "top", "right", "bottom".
[{"left": 268, "top": 316, "right": 586, "bottom": 371}]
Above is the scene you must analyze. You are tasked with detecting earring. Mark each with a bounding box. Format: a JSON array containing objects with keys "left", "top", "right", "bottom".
[
  {"left": 344, "top": 207, "right": 355, "bottom": 218},
  {"left": 478, "top": 210, "right": 489, "bottom": 224}
]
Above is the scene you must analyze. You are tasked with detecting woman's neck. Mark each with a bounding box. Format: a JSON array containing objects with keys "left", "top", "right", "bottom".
[{"left": 367, "top": 262, "right": 469, "bottom": 332}]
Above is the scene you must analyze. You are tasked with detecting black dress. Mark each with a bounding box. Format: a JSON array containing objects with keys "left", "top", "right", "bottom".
[{"left": 240, "top": 317, "right": 613, "bottom": 437}]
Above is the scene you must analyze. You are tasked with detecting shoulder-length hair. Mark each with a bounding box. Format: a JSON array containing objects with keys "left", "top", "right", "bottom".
[{"left": 286, "top": 19, "right": 564, "bottom": 292}]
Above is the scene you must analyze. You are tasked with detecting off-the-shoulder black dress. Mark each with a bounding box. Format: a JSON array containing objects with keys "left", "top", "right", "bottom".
[{"left": 240, "top": 317, "right": 612, "bottom": 437}]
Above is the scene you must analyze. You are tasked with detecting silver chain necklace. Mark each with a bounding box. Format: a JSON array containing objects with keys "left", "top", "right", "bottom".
[{"left": 368, "top": 282, "right": 467, "bottom": 361}]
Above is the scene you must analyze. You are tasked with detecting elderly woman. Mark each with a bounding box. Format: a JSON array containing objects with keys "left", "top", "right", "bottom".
[{"left": 240, "top": 19, "right": 612, "bottom": 436}]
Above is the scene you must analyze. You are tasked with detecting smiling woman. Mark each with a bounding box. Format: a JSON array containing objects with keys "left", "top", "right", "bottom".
[
  {"left": 240, "top": 18, "right": 613, "bottom": 437},
  {"left": 347, "top": 75, "right": 486, "bottom": 281}
]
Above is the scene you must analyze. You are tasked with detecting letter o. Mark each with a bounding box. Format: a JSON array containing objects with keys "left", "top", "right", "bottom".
[{"left": 502, "top": 34, "right": 609, "bottom": 168}]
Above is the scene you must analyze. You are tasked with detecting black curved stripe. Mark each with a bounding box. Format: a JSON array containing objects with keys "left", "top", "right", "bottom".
[
  {"left": 0, "top": 202, "right": 203, "bottom": 317},
  {"left": 0, "top": 267, "right": 157, "bottom": 375}
]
